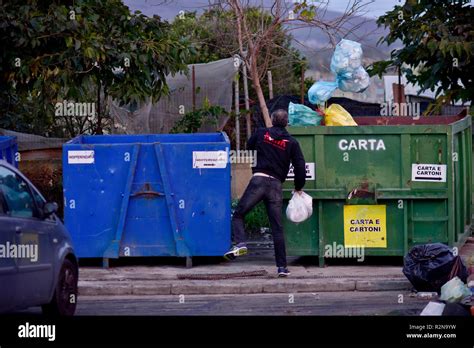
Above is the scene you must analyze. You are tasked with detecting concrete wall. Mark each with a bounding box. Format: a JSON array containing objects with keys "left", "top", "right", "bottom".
[
  {"left": 231, "top": 163, "right": 252, "bottom": 199},
  {"left": 21, "top": 148, "right": 62, "bottom": 162}
]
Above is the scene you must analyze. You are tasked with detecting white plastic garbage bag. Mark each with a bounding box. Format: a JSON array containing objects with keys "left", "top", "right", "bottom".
[
  {"left": 439, "top": 276, "right": 471, "bottom": 303},
  {"left": 286, "top": 191, "right": 313, "bottom": 223}
]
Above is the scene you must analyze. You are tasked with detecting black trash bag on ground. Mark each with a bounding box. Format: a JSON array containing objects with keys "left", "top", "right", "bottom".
[
  {"left": 442, "top": 303, "right": 471, "bottom": 316},
  {"left": 403, "top": 243, "right": 468, "bottom": 293}
]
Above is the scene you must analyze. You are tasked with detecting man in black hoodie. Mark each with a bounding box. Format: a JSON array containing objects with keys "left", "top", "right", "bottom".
[{"left": 224, "top": 109, "right": 306, "bottom": 277}]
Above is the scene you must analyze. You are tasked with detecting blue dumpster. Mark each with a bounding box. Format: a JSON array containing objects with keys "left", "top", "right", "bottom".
[
  {"left": 0, "top": 136, "right": 19, "bottom": 167},
  {"left": 63, "top": 133, "right": 231, "bottom": 261}
]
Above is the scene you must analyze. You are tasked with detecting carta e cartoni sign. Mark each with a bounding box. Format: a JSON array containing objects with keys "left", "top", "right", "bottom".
[
  {"left": 415, "top": 165, "right": 442, "bottom": 176},
  {"left": 349, "top": 219, "right": 382, "bottom": 232}
]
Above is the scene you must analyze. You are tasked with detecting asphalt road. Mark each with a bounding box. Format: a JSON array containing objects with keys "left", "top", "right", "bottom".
[{"left": 16, "top": 291, "right": 429, "bottom": 316}]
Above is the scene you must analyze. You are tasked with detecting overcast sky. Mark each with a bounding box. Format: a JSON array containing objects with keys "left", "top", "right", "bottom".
[
  {"left": 124, "top": 0, "right": 407, "bottom": 20},
  {"left": 316, "top": 0, "right": 403, "bottom": 18}
]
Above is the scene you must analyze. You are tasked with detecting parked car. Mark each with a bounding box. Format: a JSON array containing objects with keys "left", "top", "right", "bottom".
[{"left": 0, "top": 160, "right": 78, "bottom": 315}]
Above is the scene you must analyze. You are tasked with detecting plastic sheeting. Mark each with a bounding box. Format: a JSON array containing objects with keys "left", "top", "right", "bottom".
[
  {"left": 0, "top": 128, "right": 66, "bottom": 151},
  {"left": 110, "top": 57, "right": 239, "bottom": 134}
]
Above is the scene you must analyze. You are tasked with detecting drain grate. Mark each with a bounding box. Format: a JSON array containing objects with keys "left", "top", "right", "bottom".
[{"left": 177, "top": 270, "right": 268, "bottom": 280}]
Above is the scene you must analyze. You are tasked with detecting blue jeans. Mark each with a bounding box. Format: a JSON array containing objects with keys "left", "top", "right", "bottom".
[{"left": 232, "top": 176, "right": 287, "bottom": 268}]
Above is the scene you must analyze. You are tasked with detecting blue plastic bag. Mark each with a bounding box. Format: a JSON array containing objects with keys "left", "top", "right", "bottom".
[
  {"left": 307, "top": 81, "right": 338, "bottom": 105},
  {"left": 337, "top": 66, "right": 370, "bottom": 93},
  {"left": 308, "top": 39, "right": 370, "bottom": 105},
  {"left": 288, "top": 102, "right": 322, "bottom": 126},
  {"left": 330, "top": 39, "right": 363, "bottom": 76}
]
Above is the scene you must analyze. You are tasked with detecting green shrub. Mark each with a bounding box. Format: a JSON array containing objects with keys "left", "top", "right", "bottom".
[
  {"left": 232, "top": 199, "right": 270, "bottom": 236},
  {"left": 170, "top": 98, "right": 227, "bottom": 134}
]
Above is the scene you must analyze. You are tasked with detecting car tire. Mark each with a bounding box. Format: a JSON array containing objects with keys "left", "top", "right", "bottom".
[{"left": 42, "top": 258, "right": 78, "bottom": 316}]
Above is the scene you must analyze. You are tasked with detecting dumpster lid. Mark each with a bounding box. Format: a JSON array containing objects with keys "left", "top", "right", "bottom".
[
  {"left": 67, "top": 132, "right": 229, "bottom": 145},
  {"left": 354, "top": 114, "right": 468, "bottom": 126}
]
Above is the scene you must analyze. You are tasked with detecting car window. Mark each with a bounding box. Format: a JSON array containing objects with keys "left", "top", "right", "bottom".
[
  {"left": 31, "top": 187, "right": 55, "bottom": 221},
  {"left": 32, "top": 187, "right": 45, "bottom": 210},
  {"left": 0, "top": 192, "right": 6, "bottom": 215},
  {"left": 0, "top": 166, "right": 35, "bottom": 218}
]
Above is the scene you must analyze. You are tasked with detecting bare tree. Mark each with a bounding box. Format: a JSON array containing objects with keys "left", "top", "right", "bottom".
[{"left": 219, "top": 0, "right": 371, "bottom": 127}]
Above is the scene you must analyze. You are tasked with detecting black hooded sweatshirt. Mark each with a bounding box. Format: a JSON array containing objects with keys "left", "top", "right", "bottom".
[{"left": 247, "top": 126, "right": 306, "bottom": 191}]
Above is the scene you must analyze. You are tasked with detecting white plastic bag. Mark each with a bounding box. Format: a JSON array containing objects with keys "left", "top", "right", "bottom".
[
  {"left": 286, "top": 191, "right": 313, "bottom": 223},
  {"left": 439, "top": 276, "right": 471, "bottom": 303}
]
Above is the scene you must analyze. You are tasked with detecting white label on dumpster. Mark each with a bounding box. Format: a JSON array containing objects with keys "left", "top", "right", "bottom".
[
  {"left": 286, "top": 162, "right": 315, "bottom": 181},
  {"left": 193, "top": 151, "right": 227, "bottom": 169},
  {"left": 411, "top": 163, "right": 446, "bottom": 182},
  {"left": 68, "top": 150, "right": 94, "bottom": 164}
]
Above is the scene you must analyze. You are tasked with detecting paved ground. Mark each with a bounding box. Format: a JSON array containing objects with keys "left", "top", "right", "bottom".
[
  {"left": 77, "top": 238, "right": 474, "bottom": 296},
  {"left": 18, "top": 291, "right": 429, "bottom": 316},
  {"left": 78, "top": 253, "right": 411, "bottom": 296},
  {"left": 9, "top": 239, "right": 472, "bottom": 315}
]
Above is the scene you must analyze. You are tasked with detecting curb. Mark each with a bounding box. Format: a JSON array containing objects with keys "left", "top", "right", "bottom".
[
  {"left": 78, "top": 278, "right": 412, "bottom": 296},
  {"left": 355, "top": 279, "right": 411, "bottom": 291}
]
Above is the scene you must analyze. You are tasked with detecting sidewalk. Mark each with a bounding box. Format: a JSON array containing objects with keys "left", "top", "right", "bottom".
[
  {"left": 78, "top": 238, "right": 473, "bottom": 296},
  {"left": 78, "top": 249, "right": 407, "bottom": 296}
]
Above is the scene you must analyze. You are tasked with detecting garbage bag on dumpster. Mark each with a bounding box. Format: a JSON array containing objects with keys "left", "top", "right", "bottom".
[
  {"left": 337, "top": 66, "right": 370, "bottom": 93},
  {"left": 286, "top": 191, "right": 313, "bottom": 223},
  {"left": 288, "top": 102, "right": 323, "bottom": 126},
  {"left": 331, "top": 40, "right": 369, "bottom": 93},
  {"left": 330, "top": 39, "right": 363, "bottom": 75},
  {"left": 324, "top": 104, "right": 357, "bottom": 126},
  {"left": 308, "top": 39, "right": 370, "bottom": 105},
  {"left": 307, "top": 81, "right": 338, "bottom": 105},
  {"left": 403, "top": 243, "right": 469, "bottom": 293}
]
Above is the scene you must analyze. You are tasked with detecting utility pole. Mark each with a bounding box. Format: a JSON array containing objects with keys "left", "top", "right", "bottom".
[
  {"left": 300, "top": 63, "right": 305, "bottom": 104},
  {"left": 235, "top": 75, "right": 240, "bottom": 151},
  {"left": 243, "top": 62, "right": 251, "bottom": 139},
  {"left": 192, "top": 65, "right": 196, "bottom": 111},
  {"left": 267, "top": 70, "right": 273, "bottom": 100}
]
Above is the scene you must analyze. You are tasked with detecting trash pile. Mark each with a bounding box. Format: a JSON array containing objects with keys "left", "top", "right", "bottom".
[
  {"left": 288, "top": 102, "right": 322, "bottom": 126},
  {"left": 324, "top": 104, "right": 357, "bottom": 126},
  {"left": 403, "top": 243, "right": 474, "bottom": 316},
  {"left": 288, "top": 39, "right": 369, "bottom": 127}
]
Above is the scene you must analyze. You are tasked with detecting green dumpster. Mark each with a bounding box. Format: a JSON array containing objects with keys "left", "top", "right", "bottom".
[{"left": 283, "top": 115, "right": 472, "bottom": 265}]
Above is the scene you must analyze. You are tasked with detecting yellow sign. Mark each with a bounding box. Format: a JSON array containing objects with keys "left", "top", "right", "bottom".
[{"left": 344, "top": 205, "right": 387, "bottom": 248}]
